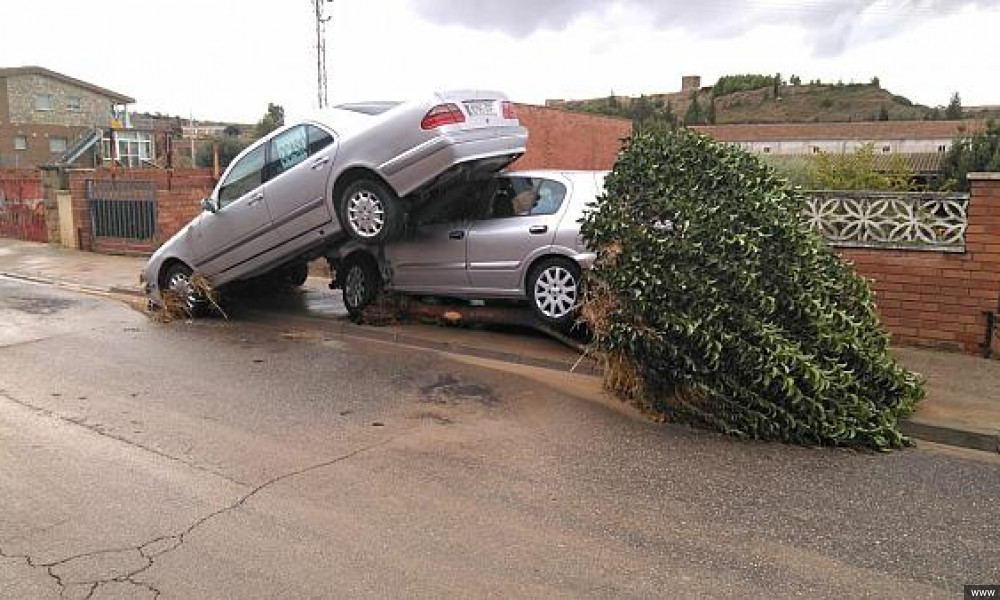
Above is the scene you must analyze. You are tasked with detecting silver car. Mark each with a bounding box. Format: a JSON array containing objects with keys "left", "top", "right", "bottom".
[
  {"left": 331, "top": 170, "right": 606, "bottom": 329},
  {"left": 142, "top": 90, "right": 527, "bottom": 309}
]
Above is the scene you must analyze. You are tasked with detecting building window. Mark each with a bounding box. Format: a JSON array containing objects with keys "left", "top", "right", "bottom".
[
  {"left": 812, "top": 146, "right": 821, "bottom": 154},
  {"left": 14, "top": 136, "right": 27, "bottom": 151},
  {"left": 49, "top": 137, "right": 68, "bottom": 153},
  {"left": 882, "top": 145, "right": 892, "bottom": 153},
  {"left": 101, "top": 131, "right": 155, "bottom": 167},
  {"left": 35, "top": 94, "right": 54, "bottom": 111},
  {"left": 762, "top": 146, "right": 772, "bottom": 154},
  {"left": 938, "top": 145, "right": 948, "bottom": 153},
  {"left": 67, "top": 97, "right": 82, "bottom": 112}
]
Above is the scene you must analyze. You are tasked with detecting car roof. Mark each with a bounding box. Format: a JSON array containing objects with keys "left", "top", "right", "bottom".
[{"left": 505, "top": 169, "right": 609, "bottom": 180}]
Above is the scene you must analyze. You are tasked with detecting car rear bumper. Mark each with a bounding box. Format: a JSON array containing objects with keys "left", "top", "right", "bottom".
[{"left": 383, "top": 126, "right": 528, "bottom": 196}]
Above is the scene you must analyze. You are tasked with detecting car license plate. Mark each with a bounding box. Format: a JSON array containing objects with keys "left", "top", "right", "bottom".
[{"left": 464, "top": 100, "right": 496, "bottom": 117}]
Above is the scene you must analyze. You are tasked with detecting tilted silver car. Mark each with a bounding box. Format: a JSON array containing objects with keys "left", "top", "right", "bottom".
[
  {"left": 142, "top": 90, "right": 527, "bottom": 309},
  {"left": 330, "top": 170, "right": 606, "bottom": 329}
]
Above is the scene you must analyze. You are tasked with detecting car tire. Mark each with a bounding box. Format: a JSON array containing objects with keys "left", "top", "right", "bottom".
[
  {"left": 163, "top": 262, "right": 208, "bottom": 317},
  {"left": 341, "top": 254, "right": 381, "bottom": 319},
  {"left": 528, "top": 257, "right": 581, "bottom": 330},
  {"left": 285, "top": 262, "right": 309, "bottom": 287},
  {"left": 339, "top": 178, "right": 403, "bottom": 244}
]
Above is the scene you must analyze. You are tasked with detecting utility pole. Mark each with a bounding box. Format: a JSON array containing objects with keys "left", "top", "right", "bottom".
[{"left": 314, "top": 0, "right": 333, "bottom": 109}]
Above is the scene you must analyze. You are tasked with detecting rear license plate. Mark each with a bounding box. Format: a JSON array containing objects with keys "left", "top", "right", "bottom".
[{"left": 464, "top": 100, "right": 496, "bottom": 117}]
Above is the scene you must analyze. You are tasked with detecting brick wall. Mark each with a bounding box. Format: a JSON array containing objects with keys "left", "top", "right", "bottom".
[
  {"left": 0, "top": 168, "right": 42, "bottom": 199},
  {"left": 67, "top": 168, "right": 215, "bottom": 255},
  {"left": 0, "top": 168, "right": 47, "bottom": 242},
  {"left": 513, "top": 104, "right": 631, "bottom": 171},
  {"left": 841, "top": 174, "right": 1000, "bottom": 355}
]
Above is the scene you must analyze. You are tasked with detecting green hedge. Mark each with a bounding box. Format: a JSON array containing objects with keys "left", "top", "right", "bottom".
[{"left": 580, "top": 128, "right": 923, "bottom": 450}]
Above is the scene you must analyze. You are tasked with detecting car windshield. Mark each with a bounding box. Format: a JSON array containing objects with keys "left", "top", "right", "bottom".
[{"left": 334, "top": 102, "right": 402, "bottom": 116}]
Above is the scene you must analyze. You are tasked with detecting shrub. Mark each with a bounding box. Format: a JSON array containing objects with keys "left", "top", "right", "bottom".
[{"left": 579, "top": 129, "right": 923, "bottom": 450}]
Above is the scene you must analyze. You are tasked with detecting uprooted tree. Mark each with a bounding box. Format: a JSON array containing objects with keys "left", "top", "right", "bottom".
[{"left": 579, "top": 128, "right": 924, "bottom": 451}]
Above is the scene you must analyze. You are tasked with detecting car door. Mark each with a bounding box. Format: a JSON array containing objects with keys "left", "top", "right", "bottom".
[
  {"left": 384, "top": 179, "right": 490, "bottom": 293},
  {"left": 465, "top": 175, "right": 568, "bottom": 293},
  {"left": 265, "top": 124, "right": 337, "bottom": 245},
  {"left": 191, "top": 144, "right": 278, "bottom": 280}
]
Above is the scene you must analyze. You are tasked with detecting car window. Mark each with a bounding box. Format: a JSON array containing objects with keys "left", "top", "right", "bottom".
[
  {"left": 267, "top": 126, "right": 309, "bottom": 180},
  {"left": 486, "top": 177, "right": 566, "bottom": 219},
  {"left": 414, "top": 179, "right": 491, "bottom": 226},
  {"left": 218, "top": 145, "right": 266, "bottom": 207},
  {"left": 307, "top": 125, "right": 334, "bottom": 155}
]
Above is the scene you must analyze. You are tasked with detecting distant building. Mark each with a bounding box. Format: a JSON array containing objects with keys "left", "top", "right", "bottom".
[
  {"left": 0, "top": 66, "right": 154, "bottom": 168},
  {"left": 692, "top": 120, "right": 987, "bottom": 185}
]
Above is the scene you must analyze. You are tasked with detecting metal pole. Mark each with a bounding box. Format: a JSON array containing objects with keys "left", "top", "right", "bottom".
[{"left": 314, "top": 0, "right": 332, "bottom": 109}]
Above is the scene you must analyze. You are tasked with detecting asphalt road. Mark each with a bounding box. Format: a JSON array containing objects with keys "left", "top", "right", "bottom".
[{"left": 1, "top": 277, "right": 998, "bottom": 599}]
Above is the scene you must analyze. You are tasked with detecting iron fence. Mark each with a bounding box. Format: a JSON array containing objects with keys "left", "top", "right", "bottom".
[{"left": 85, "top": 179, "right": 157, "bottom": 241}]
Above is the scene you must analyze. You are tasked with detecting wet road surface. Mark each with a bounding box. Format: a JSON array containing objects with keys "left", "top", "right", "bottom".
[{"left": 1, "top": 277, "right": 998, "bottom": 599}]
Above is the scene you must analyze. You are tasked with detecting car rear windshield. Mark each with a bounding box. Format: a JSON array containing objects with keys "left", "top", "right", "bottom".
[{"left": 334, "top": 102, "right": 402, "bottom": 115}]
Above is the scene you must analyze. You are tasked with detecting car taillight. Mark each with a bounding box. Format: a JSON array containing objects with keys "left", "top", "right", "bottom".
[
  {"left": 502, "top": 101, "right": 516, "bottom": 120},
  {"left": 421, "top": 103, "right": 466, "bottom": 129}
]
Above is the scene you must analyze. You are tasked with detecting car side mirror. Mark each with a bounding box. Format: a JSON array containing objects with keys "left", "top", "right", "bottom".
[{"left": 200, "top": 198, "right": 218, "bottom": 214}]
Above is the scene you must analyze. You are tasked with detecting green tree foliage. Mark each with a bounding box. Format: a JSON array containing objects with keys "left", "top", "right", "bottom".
[
  {"left": 810, "top": 143, "right": 913, "bottom": 190},
  {"left": 712, "top": 74, "right": 782, "bottom": 97},
  {"left": 196, "top": 136, "right": 250, "bottom": 169},
  {"left": 255, "top": 102, "right": 285, "bottom": 138},
  {"left": 941, "top": 120, "right": 1000, "bottom": 191},
  {"left": 945, "top": 92, "right": 963, "bottom": 120},
  {"left": 579, "top": 129, "right": 923, "bottom": 450},
  {"left": 789, "top": 74, "right": 802, "bottom": 86},
  {"left": 870, "top": 76, "right": 881, "bottom": 88},
  {"left": 683, "top": 96, "right": 703, "bottom": 125}
]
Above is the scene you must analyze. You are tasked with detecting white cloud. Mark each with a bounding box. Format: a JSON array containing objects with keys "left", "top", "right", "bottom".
[{"left": 0, "top": 0, "right": 997, "bottom": 124}]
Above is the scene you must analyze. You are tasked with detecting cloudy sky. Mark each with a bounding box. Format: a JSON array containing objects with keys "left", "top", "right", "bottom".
[{"left": 3, "top": 0, "right": 999, "bottom": 124}]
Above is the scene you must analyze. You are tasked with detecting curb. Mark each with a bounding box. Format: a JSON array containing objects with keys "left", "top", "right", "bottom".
[
  {"left": 242, "top": 309, "right": 604, "bottom": 377},
  {"left": 901, "top": 419, "right": 1000, "bottom": 454},
  {"left": 1, "top": 271, "right": 144, "bottom": 299}
]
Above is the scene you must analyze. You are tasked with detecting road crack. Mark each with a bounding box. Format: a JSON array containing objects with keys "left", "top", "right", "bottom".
[
  {"left": 1, "top": 435, "right": 398, "bottom": 598},
  {"left": 0, "top": 388, "right": 248, "bottom": 487}
]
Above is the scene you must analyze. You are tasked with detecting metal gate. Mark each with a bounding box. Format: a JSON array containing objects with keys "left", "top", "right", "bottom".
[
  {"left": 85, "top": 179, "right": 157, "bottom": 253},
  {"left": 0, "top": 179, "right": 48, "bottom": 243}
]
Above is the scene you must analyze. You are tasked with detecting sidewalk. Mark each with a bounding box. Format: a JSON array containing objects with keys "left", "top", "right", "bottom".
[{"left": 2, "top": 238, "right": 998, "bottom": 453}]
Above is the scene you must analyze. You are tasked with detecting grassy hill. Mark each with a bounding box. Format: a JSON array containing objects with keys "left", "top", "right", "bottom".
[{"left": 552, "top": 82, "right": 946, "bottom": 126}]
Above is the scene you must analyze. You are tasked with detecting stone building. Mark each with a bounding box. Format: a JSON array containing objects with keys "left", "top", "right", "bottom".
[{"left": 0, "top": 66, "right": 154, "bottom": 168}]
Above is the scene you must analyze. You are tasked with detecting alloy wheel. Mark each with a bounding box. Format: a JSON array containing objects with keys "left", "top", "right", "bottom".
[
  {"left": 533, "top": 265, "right": 578, "bottom": 320},
  {"left": 346, "top": 189, "right": 386, "bottom": 238},
  {"left": 344, "top": 264, "right": 366, "bottom": 309}
]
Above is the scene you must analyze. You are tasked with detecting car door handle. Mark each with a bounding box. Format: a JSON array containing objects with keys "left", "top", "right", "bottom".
[
  {"left": 248, "top": 193, "right": 264, "bottom": 206},
  {"left": 528, "top": 225, "right": 548, "bottom": 234},
  {"left": 311, "top": 157, "right": 330, "bottom": 170},
  {"left": 448, "top": 230, "right": 465, "bottom": 240}
]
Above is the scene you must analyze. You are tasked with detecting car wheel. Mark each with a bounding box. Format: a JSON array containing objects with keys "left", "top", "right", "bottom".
[
  {"left": 163, "top": 263, "right": 207, "bottom": 317},
  {"left": 339, "top": 178, "right": 403, "bottom": 244},
  {"left": 528, "top": 257, "right": 581, "bottom": 330},
  {"left": 285, "top": 262, "right": 309, "bottom": 287},
  {"left": 341, "top": 254, "right": 381, "bottom": 319}
]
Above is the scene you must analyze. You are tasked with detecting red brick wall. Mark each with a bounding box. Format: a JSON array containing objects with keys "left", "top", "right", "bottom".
[
  {"left": 841, "top": 175, "right": 1000, "bottom": 355},
  {"left": 0, "top": 169, "right": 43, "bottom": 200},
  {"left": 513, "top": 104, "right": 631, "bottom": 171},
  {"left": 67, "top": 168, "right": 214, "bottom": 255},
  {"left": 0, "top": 169, "right": 47, "bottom": 243}
]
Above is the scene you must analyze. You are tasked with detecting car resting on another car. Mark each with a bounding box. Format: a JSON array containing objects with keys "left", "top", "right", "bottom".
[
  {"left": 141, "top": 90, "right": 527, "bottom": 312},
  {"left": 329, "top": 170, "right": 606, "bottom": 330}
]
